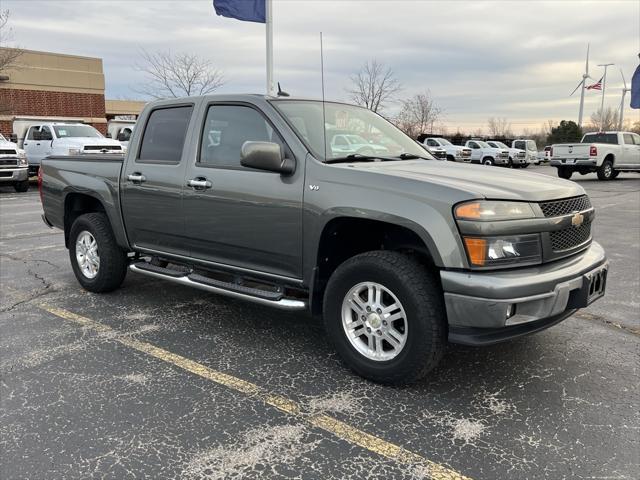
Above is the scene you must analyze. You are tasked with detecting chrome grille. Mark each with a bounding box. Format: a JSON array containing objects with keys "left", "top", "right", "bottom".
[
  {"left": 0, "top": 149, "right": 18, "bottom": 155},
  {"left": 539, "top": 195, "right": 591, "bottom": 217},
  {"left": 83, "top": 145, "right": 122, "bottom": 152},
  {"left": 0, "top": 158, "right": 18, "bottom": 167},
  {"left": 550, "top": 222, "right": 592, "bottom": 251}
]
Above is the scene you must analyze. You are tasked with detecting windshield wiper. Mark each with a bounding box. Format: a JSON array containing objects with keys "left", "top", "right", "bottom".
[
  {"left": 325, "top": 154, "right": 394, "bottom": 164},
  {"left": 395, "top": 153, "right": 432, "bottom": 160}
]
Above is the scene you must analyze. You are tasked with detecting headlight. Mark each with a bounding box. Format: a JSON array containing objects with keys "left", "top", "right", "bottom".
[
  {"left": 455, "top": 200, "right": 535, "bottom": 221},
  {"left": 463, "top": 234, "right": 542, "bottom": 267},
  {"left": 68, "top": 147, "right": 81, "bottom": 155},
  {"left": 18, "top": 151, "right": 28, "bottom": 166}
]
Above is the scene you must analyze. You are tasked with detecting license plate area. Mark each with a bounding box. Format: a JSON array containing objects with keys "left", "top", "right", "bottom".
[{"left": 568, "top": 264, "right": 608, "bottom": 308}]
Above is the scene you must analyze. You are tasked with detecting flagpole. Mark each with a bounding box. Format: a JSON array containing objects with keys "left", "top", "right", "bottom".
[
  {"left": 266, "top": 0, "right": 274, "bottom": 95},
  {"left": 598, "top": 63, "right": 614, "bottom": 131}
]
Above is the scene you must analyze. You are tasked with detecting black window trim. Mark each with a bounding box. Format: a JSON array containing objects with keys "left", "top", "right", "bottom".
[
  {"left": 135, "top": 102, "right": 195, "bottom": 165},
  {"left": 195, "top": 101, "right": 294, "bottom": 171}
]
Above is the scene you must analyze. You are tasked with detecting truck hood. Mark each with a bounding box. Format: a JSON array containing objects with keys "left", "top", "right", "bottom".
[
  {"left": 346, "top": 160, "right": 584, "bottom": 202},
  {"left": 54, "top": 137, "right": 122, "bottom": 147}
]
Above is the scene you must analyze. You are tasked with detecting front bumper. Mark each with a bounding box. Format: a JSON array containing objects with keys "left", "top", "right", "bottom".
[
  {"left": 550, "top": 158, "right": 596, "bottom": 167},
  {"left": 441, "top": 242, "right": 607, "bottom": 345},
  {"left": 0, "top": 167, "right": 28, "bottom": 183},
  {"left": 495, "top": 156, "right": 509, "bottom": 165}
]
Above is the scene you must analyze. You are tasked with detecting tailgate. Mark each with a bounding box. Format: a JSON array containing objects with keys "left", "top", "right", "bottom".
[{"left": 553, "top": 144, "right": 590, "bottom": 159}]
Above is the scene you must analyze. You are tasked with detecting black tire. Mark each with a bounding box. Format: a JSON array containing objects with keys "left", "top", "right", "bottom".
[
  {"left": 610, "top": 170, "right": 620, "bottom": 179},
  {"left": 13, "top": 180, "right": 29, "bottom": 192},
  {"left": 521, "top": 163, "right": 529, "bottom": 168},
  {"left": 446, "top": 155, "right": 456, "bottom": 162},
  {"left": 597, "top": 159, "right": 615, "bottom": 180},
  {"left": 483, "top": 157, "right": 494, "bottom": 166},
  {"left": 323, "top": 251, "right": 447, "bottom": 385},
  {"left": 557, "top": 167, "right": 573, "bottom": 179},
  {"left": 507, "top": 158, "right": 513, "bottom": 168},
  {"left": 69, "top": 212, "right": 128, "bottom": 293}
]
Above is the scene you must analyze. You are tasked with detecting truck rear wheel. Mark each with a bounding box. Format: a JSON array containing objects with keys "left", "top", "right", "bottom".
[
  {"left": 13, "top": 180, "right": 29, "bottom": 192},
  {"left": 69, "top": 213, "right": 128, "bottom": 293},
  {"left": 597, "top": 159, "right": 615, "bottom": 180},
  {"left": 557, "top": 167, "right": 573, "bottom": 179},
  {"left": 323, "top": 251, "right": 447, "bottom": 384}
]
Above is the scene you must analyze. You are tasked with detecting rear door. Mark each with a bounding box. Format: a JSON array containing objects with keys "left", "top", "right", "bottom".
[
  {"left": 182, "top": 102, "right": 304, "bottom": 280},
  {"left": 120, "top": 103, "right": 195, "bottom": 257},
  {"left": 621, "top": 133, "right": 640, "bottom": 166}
]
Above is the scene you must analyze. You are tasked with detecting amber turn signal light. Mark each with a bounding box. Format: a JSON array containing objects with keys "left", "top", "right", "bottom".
[{"left": 463, "top": 237, "right": 487, "bottom": 266}]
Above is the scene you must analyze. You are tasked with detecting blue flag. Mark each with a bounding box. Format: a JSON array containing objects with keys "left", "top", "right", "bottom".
[
  {"left": 213, "top": 0, "right": 265, "bottom": 23},
  {"left": 631, "top": 63, "right": 640, "bottom": 109}
]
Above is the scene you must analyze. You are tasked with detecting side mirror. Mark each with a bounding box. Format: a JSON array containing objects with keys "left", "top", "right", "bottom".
[
  {"left": 240, "top": 141, "right": 295, "bottom": 175},
  {"left": 9, "top": 133, "right": 17, "bottom": 143},
  {"left": 116, "top": 132, "right": 126, "bottom": 141}
]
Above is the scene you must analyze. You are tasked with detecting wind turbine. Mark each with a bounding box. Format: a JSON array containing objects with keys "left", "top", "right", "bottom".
[
  {"left": 618, "top": 69, "right": 631, "bottom": 130},
  {"left": 570, "top": 44, "right": 591, "bottom": 127}
]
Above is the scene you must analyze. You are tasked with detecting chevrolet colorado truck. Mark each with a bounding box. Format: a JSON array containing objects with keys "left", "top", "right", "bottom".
[
  {"left": 0, "top": 133, "right": 29, "bottom": 192},
  {"left": 551, "top": 131, "right": 640, "bottom": 180},
  {"left": 39, "top": 95, "right": 608, "bottom": 384}
]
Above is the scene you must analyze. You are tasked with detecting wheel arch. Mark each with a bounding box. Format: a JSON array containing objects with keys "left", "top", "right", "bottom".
[
  {"left": 63, "top": 192, "right": 127, "bottom": 249},
  {"left": 308, "top": 214, "right": 442, "bottom": 316}
]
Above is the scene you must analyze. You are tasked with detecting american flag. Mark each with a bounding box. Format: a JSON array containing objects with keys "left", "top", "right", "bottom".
[{"left": 586, "top": 76, "right": 603, "bottom": 90}]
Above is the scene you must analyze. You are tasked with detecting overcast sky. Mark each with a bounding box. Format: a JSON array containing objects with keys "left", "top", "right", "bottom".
[{"left": 4, "top": 0, "right": 639, "bottom": 133}]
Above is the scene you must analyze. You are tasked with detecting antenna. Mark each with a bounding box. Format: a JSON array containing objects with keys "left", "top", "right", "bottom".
[
  {"left": 320, "top": 32, "right": 327, "bottom": 162},
  {"left": 276, "top": 82, "right": 290, "bottom": 97}
]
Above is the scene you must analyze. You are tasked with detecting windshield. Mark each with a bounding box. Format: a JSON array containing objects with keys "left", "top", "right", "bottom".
[
  {"left": 437, "top": 138, "right": 452, "bottom": 146},
  {"left": 272, "top": 100, "right": 429, "bottom": 161},
  {"left": 477, "top": 141, "right": 491, "bottom": 148},
  {"left": 53, "top": 125, "right": 103, "bottom": 139},
  {"left": 490, "top": 141, "right": 508, "bottom": 149}
]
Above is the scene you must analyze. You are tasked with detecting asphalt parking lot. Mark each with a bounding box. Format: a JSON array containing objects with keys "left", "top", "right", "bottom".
[{"left": 1, "top": 165, "right": 639, "bottom": 480}]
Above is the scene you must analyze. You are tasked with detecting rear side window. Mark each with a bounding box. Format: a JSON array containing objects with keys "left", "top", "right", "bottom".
[
  {"left": 199, "top": 105, "right": 283, "bottom": 168},
  {"left": 138, "top": 106, "right": 193, "bottom": 163},
  {"left": 27, "top": 127, "right": 40, "bottom": 140}
]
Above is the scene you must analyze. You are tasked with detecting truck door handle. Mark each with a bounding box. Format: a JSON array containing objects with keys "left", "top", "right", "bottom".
[
  {"left": 187, "top": 178, "right": 212, "bottom": 190},
  {"left": 127, "top": 173, "right": 146, "bottom": 183}
]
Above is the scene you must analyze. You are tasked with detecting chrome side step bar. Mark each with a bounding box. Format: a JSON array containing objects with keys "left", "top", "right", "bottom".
[{"left": 129, "top": 264, "right": 307, "bottom": 311}]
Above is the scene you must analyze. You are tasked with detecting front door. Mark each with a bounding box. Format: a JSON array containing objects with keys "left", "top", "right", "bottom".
[
  {"left": 23, "top": 126, "right": 48, "bottom": 165},
  {"left": 183, "top": 103, "right": 304, "bottom": 280},
  {"left": 120, "top": 104, "right": 195, "bottom": 257},
  {"left": 622, "top": 133, "right": 640, "bottom": 166}
]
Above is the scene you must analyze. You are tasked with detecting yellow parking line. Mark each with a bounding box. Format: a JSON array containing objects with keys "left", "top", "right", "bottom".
[{"left": 40, "top": 304, "right": 471, "bottom": 480}]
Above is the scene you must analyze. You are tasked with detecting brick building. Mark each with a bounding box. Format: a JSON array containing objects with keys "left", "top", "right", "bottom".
[{"left": 0, "top": 48, "right": 145, "bottom": 141}]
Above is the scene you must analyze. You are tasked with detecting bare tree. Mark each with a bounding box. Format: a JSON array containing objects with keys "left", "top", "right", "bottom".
[
  {"left": 394, "top": 91, "right": 442, "bottom": 139},
  {"left": 585, "top": 106, "right": 618, "bottom": 132},
  {"left": 0, "top": 10, "right": 23, "bottom": 74},
  {"left": 347, "top": 59, "right": 401, "bottom": 113},
  {"left": 135, "top": 49, "right": 225, "bottom": 99},
  {"left": 487, "top": 117, "right": 513, "bottom": 138}
]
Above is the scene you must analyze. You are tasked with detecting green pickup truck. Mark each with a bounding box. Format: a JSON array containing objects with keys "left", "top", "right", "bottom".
[{"left": 39, "top": 95, "right": 608, "bottom": 384}]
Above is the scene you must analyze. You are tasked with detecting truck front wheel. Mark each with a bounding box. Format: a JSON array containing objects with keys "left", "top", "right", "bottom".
[
  {"left": 69, "top": 213, "right": 128, "bottom": 293},
  {"left": 557, "top": 167, "right": 573, "bottom": 179},
  {"left": 323, "top": 251, "right": 447, "bottom": 384},
  {"left": 13, "top": 180, "right": 29, "bottom": 192}
]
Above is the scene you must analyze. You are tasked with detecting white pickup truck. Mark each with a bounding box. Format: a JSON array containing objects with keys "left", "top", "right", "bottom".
[
  {"left": 23, "top": 123, "right": 123, "bottom": 175},
  {"left": 464, "top": 140, "right": 510, "bottom": 166},
  {"left": 0, "top": 133, "right": 29, "bottom": 191},
  {"left": 512, "top": 139, "right": 539, "bottom": 165},
  {"left": 487, "top": 140, "right": 529, "bottom": 168},
  {"left": 551, "top": 131, "right": 640, "bottom": 180},
  {"left": 423, "top": 137, "right": 472, "bottom": 162}
]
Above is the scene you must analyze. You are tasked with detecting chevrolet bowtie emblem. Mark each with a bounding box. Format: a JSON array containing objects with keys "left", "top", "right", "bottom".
[{"left": 571, "top": 212, "right": 584, "bottom": 227}]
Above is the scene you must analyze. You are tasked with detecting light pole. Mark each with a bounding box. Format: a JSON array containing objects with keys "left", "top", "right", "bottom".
[{"left": 597, "top": 63, "right": 614, "bottom": 131}]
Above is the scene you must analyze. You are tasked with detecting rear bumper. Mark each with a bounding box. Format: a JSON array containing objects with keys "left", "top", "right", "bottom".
[
  {"left": 550, "top": 159, "right": 597, "bottom": 167},
  {"left": 0, "top": 167, "right": 28, "bottom": 183},
  {"left": 441, "top": 242, "right": 607, "bottom": 344}
]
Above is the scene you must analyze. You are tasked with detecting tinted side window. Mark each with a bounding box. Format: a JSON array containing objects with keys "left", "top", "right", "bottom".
[
  {"left": 514, "top": 141, "right": 525, "bottom": 150},
  {"left": 40, "top": 126, "right": 53, "bottom": 140},
  {"left": 27, "top": 127, "right": 40, "bottom": 140},
  {"left": 199, "top": 105, "right": 282, "bottom": 168},
  {"left": 138, "top": 106, "right": 193, "bottom": 163}
]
